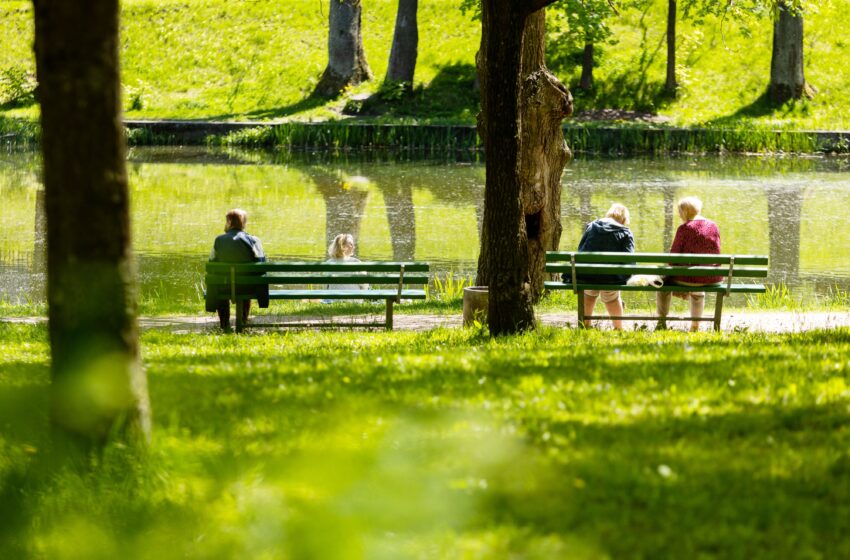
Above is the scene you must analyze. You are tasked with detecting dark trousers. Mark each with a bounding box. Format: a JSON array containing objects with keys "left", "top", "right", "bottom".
[{"left": 217, "top": 300, "right": 251, "bottom": 329}]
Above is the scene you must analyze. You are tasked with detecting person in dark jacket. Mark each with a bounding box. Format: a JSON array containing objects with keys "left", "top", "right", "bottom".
[
  {"left": 207, "top": 209, "right": 266, "bottom": 330},
  {"left": 576, "top": 203, "right": 635, "bottom": 330}
]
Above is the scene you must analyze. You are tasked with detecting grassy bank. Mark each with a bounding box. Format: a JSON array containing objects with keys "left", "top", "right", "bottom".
[
  {"left": 2, "top": 0, "right": 849, "bottom": 131},
  {"left": 2, "top": 323, "right": 850, "bottom": 558}
]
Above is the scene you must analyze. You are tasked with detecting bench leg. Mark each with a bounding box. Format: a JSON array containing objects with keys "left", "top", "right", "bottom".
[
  {"left": 576, "top": 289, "right": 585, "bottom": 328},
  {"left": 713, "top": 293, "right": 725, "bottom": 332},
  {"left": 386, "top": 299, "right": 394, "bottom": 331},
  {"left": 235, "top": 299, "right": 243, "bottom": 333}
]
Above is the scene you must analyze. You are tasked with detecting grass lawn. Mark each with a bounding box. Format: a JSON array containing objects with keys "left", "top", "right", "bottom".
[
  {"left": 2, "top": 322, "right": 850, "bottom": 558},
  {"left": 2, "top": 0, "right": 849, "bottom": 129}
]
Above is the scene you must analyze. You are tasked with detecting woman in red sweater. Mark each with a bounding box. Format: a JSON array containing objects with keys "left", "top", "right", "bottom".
[{"left": 657, "top": 196, "right": 722, "bottom": 332}]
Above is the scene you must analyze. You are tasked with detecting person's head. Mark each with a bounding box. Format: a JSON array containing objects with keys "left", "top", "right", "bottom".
[
  {"left": 225, "top": 208, "right": 248, "bottom": 231},
  {"left": 605, "top": 203, "right": 630, "bottom": 226},
  {"left": 677, "top": 196, "right": 703, "bottom": 222},
  {"left": 328, "top": 233, "right": 356, "bottom": 259}
]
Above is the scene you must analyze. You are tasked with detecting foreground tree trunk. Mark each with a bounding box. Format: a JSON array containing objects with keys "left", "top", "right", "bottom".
[
  {"left": 314, "top": 0, "right": 373, "bottom": 98},
  {"left": 769, "top": 0, "right": 809, "bottom": 103},
  {"left": 579, "top": 42, "right": 594, "bottom": 91},
  {"left": 33, "top": 0, "right": 150, "bottom": 445},
  {"left": 665, "top": 0, "right": 677, "bottom": 94},
  {"left": 385, "top": 0, "right": 418, "bottom": 85},
  {"left": 518, "top": 11, "right": 572, "bottom": 301},
  {"left": 476, "top": 0, "right": 566, "bottom": 335}
]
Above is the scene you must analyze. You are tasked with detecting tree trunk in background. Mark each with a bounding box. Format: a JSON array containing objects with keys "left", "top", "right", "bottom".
[
  {"left": 385, "top": 0, "right": 418, "bottom": 85},
  {"left": 769, "top": 0, "right": 809, "bottom": 103},
  {"left": 665, "top": 0, "right": 677, "bottom": 94},
  {"left": 33, "top": 0, "right": 150, "bottom": 445},
  {"left": 518, "top": 10, "right": 572, "bottom": 302},
  {"left": 579, "top": 42, "right": 594, "bottom": 91},
  {"left": 475, "top": 2, "right": 533, "bottom": 335},
  {"left": 476, "top": 0, "right": 564, "bottom": 335},
  {"left": 314, "top": 0, "right": 372, "bottom": 98}
]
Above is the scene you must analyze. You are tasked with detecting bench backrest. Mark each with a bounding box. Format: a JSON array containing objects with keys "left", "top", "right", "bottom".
[
  {"left": 545, "top": 252, "right": 769, "bottom": 281},
  {"left": 205, "top": 261, "right": 430, "bottom": 288}
]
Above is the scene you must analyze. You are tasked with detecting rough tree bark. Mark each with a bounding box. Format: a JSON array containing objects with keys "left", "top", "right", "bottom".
[
  {"left": 518, "top": 10, "right": 573, "bottom": 301},
  {"left": 579, "top": 42, "right": 594, "bottom": 91},
  {"left": 385, "top": 0, "right": 418, "bottom": 85},
  {"left": 33, "top": 0, "right": 150, "bottom": 444},
  {"left": 313, "top": 0, "right": 373, "bottom": 98},
  {"left": 665, "top": 0, "right": 677, "bottom": 94},
  {"left": 769, "top": 0, "right": 810, "bottom": 103},
  {"left": 476, "top": 0, "right": 570, "bottom": 335}
]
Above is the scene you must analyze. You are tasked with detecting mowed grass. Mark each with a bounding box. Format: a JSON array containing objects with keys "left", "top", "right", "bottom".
[
  {"left": 2, "top": 0, "right": 850, "bottom": 128},
  {"left": 2, "top": 322, "right": 850, "bottom": 558}
]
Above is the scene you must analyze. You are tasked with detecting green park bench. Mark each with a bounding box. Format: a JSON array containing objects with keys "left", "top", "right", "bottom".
[
  {"left": 544, "top": 252, "right": 769, "bottom": 331},
  {"left": 205, "top": 261, "right": 430, "bottom": 332}
]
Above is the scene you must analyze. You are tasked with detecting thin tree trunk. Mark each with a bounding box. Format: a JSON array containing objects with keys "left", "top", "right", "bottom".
[
  {"left": 33, "top": 0, "right": 150, "bottom": 445},
  {"left": 665, "top": 0, "right": 677, "bottom": 94},
  {"left": 518, "top": 10, "right": 572, "bottom": 302},
  {"left": 769, "top": 0, "right": 808, "bottom": 103},
  {"left": 579, "top": 42, "right": 594, "bottom": 91},
  {"left": 314, "top": 0, "right": 373, "bottom": 98},
  {"left": 385, "top": 0, "right": 418, "bottom": 85}
]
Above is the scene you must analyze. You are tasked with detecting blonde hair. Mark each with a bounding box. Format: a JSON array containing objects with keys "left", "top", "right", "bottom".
[
  {"left": 225, "top": 208, "right": 247, "bottom": 231},
  {"left": 328, "top": 233, "right": 355, "bottom": 259},
  {"left": 677, "top": 196, "right": 703, "bottom": 221},
  {"left": 605, "top": 203, "right": 630, "bottom": 226}
]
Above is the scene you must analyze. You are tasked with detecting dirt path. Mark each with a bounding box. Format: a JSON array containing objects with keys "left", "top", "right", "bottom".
[
  {"left": 143, "top": 310, "right": 850, "bottom": 333},
  {"left": 7, "top": 311, "right": 849, "bottom": 334}
]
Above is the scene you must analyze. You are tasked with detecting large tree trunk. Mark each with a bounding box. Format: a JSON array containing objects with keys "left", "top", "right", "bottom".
[
  {"left": 313, "top": 0, "right": 373, "bottom": 98},
  {"left": 518, "top": 11, "right": 572, "bottom": 301},
  {"left": 769, "top": 0, "right": 809, "bottom": 103},
  {"left": 665, "top": 0, "right": 677, "bottom": 94},
  {"left": 476, "top": 0, "right": 567, "bottom": 335},
  {"left": 33, "top": 0, "right": 150, "bottom": 445},
  {"left": 385, "top": 0, "right": 418, "bottom": 85},
  {"left": 579, "top": 42, "right": 594, "bottom": 91},
  {"left": 380, "top": 183, "right": 416, "bottom": 260}
]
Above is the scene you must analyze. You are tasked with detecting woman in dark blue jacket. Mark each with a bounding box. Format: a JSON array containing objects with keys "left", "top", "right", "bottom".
[{"left": 576, "top": 203, "right": 634, "bottom": 330}]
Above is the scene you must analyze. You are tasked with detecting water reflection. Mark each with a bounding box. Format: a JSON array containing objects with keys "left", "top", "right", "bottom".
[{"left": 2, "top": 148, "right": 850, "bottom": 307}]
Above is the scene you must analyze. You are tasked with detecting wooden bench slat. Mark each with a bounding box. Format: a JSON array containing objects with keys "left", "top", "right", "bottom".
[
  {"left": 206, "top": 274, "right": 430, "bottom": 285},
  {"left": 206, "top": 261, "right": 429, "bottom": 273},
  {"left": 545, "top": 264, "right": 768, "bottom": 278},
  {"left": 544, "top": 281, "right": 766, "bottom": 293},
  {"left": 546, "top": 252, "right": 769, "bottom": 266},
  {"left": 257, "top": 289, "right": 427, "bottom": 300}
]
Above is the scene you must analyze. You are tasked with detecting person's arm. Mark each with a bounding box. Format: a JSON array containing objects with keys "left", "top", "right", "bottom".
[
  {"left": 209, "top": 239, "right": 218, "bottom": 262},
  {"left": 670, "top": 225, "right": 686, "bottom": 254},
  {"left": 252, "top": 236, "right": 266, "bottom": 262},
  {"left": 577, "top": 224, "right": 591, "bottom": 252}
]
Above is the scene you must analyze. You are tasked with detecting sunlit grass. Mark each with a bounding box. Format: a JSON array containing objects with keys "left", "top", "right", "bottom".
[{"left": 2, "top": 323, "right": 850, "bottom": 557}]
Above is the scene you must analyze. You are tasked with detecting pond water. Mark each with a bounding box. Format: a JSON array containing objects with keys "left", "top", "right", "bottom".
[{"left": 2, "top": 147, "right": 849, "bottom": 306}]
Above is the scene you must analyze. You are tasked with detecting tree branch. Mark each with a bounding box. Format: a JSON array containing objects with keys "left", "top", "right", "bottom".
[{"left": 526, "top": 0, "right": 558, "bottom": 15}]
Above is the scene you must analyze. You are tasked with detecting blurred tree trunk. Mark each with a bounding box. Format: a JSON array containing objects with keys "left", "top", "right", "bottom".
[
  {"left": 579, "top": 42, "right": 594, "bottom": 91},
  {"left": 33, "top": 0, "right": 150, "bottom": 445},
  {"left": 385, "top": 0, "right": 418, "bottom": 86},
  {"left": 769, "top": 0, "right": 811, "bottom": 103},
  {"left": 314, "top": 0, "right": 372, "bottom": 98},
  {"left": 665, "top": 0, "right": 677, "bottom": 94},
  {"left": 475, "top": 0, "right": 567, "bottom": 335}
]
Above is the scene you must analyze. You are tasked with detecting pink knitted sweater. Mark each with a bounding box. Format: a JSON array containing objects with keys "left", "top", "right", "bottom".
[{"left": 670, "top": 218, "right": 723, "bottom": 284}]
